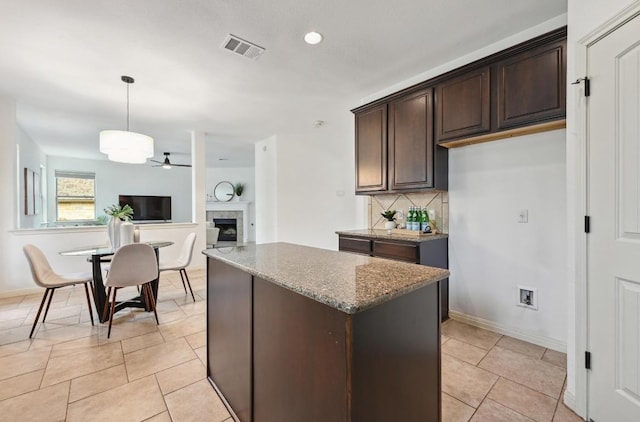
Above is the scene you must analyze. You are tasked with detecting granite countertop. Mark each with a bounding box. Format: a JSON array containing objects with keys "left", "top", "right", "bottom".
[
  {"left": 336, "top": 229, "right": 449, "bottom": 243},
  {"left": 203, "top": 242, "right": 449, "bottom": 314}
]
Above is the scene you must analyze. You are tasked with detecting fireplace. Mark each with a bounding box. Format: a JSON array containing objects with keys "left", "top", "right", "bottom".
[{"left": 214, "top": 218, "right": 238, "bottom": 241}]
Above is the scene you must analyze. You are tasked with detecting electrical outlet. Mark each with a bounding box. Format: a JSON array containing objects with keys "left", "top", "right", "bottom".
[
  {"left": 517, "top": 286, "right": 537, "bottom": 310},
  {"left": 397, "top": 210, "right": 404, "bottom": 220},
  {"left": 428, "top": 209, "right": 436, "bottom": 220},
  {"left": 518, "top": 209, "right": 529, "bottom": 223}
]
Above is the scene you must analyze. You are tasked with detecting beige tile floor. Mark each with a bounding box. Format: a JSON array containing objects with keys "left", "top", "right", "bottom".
[{"left": 0, "top": 269, "right": 582, "bottom": 422}]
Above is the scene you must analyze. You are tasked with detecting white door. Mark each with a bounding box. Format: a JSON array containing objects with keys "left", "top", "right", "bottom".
[{"left": 587, "top": 12, "right": 640, "bottom": 422}]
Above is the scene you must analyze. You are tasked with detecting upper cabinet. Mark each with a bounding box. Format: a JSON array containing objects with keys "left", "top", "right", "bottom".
[
  {"left": 355, "top": 104, "right": 387, "bottom": 193},
  {"left": 352, "top": 26, "right": 566, "bottom": 194},
  {"left": 388, "top": 89, "right": 434, "bottom": 191},
  {"left": 355, "top": 88, "right": 447, "bottom": 195},
  {"left": 435, "top": 67, "right": 491, "bottom": 142},
  {"left": 496, "top": 39, "right": 566, "bottom": 129}
]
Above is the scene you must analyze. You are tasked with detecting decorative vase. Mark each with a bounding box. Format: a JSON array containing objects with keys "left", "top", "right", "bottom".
[
  {"left": 384, "top": 220, "right": 396, "bottom": 234},
  {"left": 133, "top": 226, "right": 140, "bottom": 243},
  {"left": 108, "top": 217, "right": 122, "bottom": 249},
  {"left": 120, "top": 221, "right": 134, "bottom": 246}
]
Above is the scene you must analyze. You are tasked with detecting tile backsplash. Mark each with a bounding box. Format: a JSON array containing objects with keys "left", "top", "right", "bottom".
[{"left": 368, "top": 191, "right": 449, "bottom": 233}]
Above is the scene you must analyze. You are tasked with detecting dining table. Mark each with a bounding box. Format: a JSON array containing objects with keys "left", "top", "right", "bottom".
[{"left": 59, "top": 241, "right": 173, "bottom": 323}]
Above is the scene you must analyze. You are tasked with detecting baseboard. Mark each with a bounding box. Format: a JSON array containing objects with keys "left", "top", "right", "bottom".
[
  {"left": 1, "top": 265, "right": 206, "bottom": 300},
  {"left": 0, "top": 287, "right": 41, "bottom": 299},
  {"left": 448, "top": 310, "right": 567, "bottom": 353},
  {"left": 563, "top": 390, "right": 577, "bottom": 413}
]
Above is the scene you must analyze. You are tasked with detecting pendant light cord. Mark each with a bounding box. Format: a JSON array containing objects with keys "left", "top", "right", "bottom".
[{"left": 126, "top": 82, "right": 130, "bottom": 132}]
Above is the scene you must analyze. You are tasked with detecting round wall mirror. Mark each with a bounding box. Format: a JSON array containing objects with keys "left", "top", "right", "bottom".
[{"left": 214, "top": 181, "right": 235, "bottom": 202}]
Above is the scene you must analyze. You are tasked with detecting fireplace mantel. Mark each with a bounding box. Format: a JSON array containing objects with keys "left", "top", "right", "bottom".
[{"left": 206, "top": 201, "right": 250, "bottom": 243}]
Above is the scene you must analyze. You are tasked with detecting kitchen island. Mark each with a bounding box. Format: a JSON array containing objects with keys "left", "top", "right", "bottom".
[{"left": 204, "top": 243, "right": 449, "bottom": 422}]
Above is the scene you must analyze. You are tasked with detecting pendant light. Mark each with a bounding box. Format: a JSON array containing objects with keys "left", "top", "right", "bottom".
[{"left": 99, "top": 75, "right": 154, "bottom": 164}]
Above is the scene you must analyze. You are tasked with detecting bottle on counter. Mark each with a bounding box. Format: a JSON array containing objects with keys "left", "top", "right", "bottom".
[
  {"left": 407, "top": 207, "right": 414, "bottom": 230},
  {"left": 422, "top": 207, "right": 431, "bottom": 233},
  {"left": 411, "top": 207, "right": 418, "bottom": 231}
]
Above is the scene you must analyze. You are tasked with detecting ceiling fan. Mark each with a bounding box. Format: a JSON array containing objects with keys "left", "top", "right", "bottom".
[{"left": 150, "top": 152, "right": 192, "bottom": 169}]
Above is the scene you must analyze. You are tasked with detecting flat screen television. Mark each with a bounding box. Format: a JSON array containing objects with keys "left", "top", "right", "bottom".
[{"left": 118, "top": 195, "right": 172, "bottom": 222}]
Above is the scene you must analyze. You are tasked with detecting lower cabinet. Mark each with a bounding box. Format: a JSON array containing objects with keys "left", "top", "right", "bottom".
[
  {"left": 207, "top": 258, "right": 441, "bottom": 421},
  {"left": 339, "top": 235, "right": 449, "bottom": 321}
]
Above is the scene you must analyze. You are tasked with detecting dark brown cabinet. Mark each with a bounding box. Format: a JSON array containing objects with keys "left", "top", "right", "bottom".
[
  {"left": 354, "top": 88, "right": 447, "bottom": 195},
  {"left": 207, "top": 259, "right": 253, "bottom": 421},
  {"left": 496, "top": 39, "right": 566, "bottom": 129},
  {"left": 338, "top": 235, "right": 449, "bottom": 321},
  {"left": 355, "top": 104, "right": 387, "bottom": 193},
  {"left": 435, "top": 67, "right": 491, "bottom": 143},
  {"left": 353, "top": 27, "right": 566, "bottom": 157},
  {"left": 207, "top": 256, "right": 442, "bottom": 421},
  {"left": 388, "top": 89, "right": 434, "bottom": 190}
]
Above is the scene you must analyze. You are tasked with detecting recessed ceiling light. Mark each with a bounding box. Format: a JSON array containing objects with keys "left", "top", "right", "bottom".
[{"left": 304, "top": 31, "right": 323, "bottom": 45}]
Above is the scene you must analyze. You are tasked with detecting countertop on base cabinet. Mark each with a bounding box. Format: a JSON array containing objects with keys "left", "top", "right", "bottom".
[
  {"left": 204, "top": 243, "right": 448, "bottom": 422},
  {"left": 337, "top": 229, "right": 450, "bottom": 322}
]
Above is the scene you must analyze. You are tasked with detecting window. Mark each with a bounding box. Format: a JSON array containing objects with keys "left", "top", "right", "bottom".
[{"left": 55, "top": 171, "right": 96, "bottom": 221}]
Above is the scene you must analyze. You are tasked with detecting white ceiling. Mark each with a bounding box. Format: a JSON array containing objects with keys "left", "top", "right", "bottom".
[{"left": 0, "top": 0, "right": 566, "bottom": 168}]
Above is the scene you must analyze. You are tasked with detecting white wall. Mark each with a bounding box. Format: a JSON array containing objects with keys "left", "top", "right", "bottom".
[
  {"left": 255, "top": 136, "right": 278, "bottom": 244},
  {"left": 4, "top": 223, "right": 199, "bottom": 296},
  {"left": 206, "top": 166, "right": 256, "bottom": 242},
  {"left": 274, "top": 115, "right": 367, "bottom": 251},
  {"left": 0, "top": 97, "right": 18, "bottom": 295},
  {"left": 449, "top": 131, "right": 567, "bottom": 349},
  {"left": 565, "top": 0, "right": 637, "bottom": 414},
  {"left": 17, "top": 128, "right": 46, "bottom": 228},
  {"left": 45, "top": 155, "right": 192, "bottom": 224}
]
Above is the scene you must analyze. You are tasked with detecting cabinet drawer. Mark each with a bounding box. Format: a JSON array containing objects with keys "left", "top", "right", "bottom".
[
  {"left": 339, "top": 237, "right": 372, "bottom": 255},
  {"left": 373, "top": 241, "right": 419, "bottom": 263}
]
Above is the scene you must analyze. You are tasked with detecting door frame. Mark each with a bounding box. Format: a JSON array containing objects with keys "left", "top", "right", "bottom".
[{"left": 573, "top": 2, "right": 640, "bottom": 419}]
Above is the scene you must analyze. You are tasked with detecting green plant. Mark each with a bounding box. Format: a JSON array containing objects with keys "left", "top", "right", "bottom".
[
  {"left": 381, "top": 210, "right": 397, "bottom": 221},
  {"left": 96, "top": 215, "right": 109, "bottom": 226},
  {"left": 234, "top": 183, "right": 245, "bottom": 196},
  {"left": 104, "top": 204, "right": 134, "bottom": 221}
]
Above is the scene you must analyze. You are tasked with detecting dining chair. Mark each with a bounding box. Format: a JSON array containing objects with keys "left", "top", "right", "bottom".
[
  {"left": 159, "top": 232, "right": 197, "bottom": 302},
  {"left": 102, "top": 243, "right": 159, "bottom": 338},
  {"left": 23, "top": 244, "right": 95, "bottom": 338},
  {"left": 206, "top": 222, "right": 220, "bottom": 247}
]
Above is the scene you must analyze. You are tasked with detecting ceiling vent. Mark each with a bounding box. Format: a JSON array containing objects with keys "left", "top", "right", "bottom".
[{"left": 222, "top": 34, "right": 265, "bottom": 60}]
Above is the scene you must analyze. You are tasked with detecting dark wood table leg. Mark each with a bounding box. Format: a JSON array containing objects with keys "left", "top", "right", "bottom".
[
  {"left": 91, "top": 255, "right": 109, "bottom": 323},
  {"left": 97, "top": 248, "right": 161, "bottom": 316}
]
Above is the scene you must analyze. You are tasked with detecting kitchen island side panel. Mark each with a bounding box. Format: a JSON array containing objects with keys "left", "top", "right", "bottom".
[
  {"left": 252, "top": 276, "right": 348, "bottom": 422},
  {"left": 352, "top": 281, "right": 440, "bottom": 421},
  {"left": 207, "top": 259, "right": 253, "bottom": 422}
]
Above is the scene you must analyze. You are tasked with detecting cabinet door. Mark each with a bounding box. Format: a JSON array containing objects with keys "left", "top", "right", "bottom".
[
  {"left": 435, "top": 67, "right": 491, "bottom": 142},
  {"left": 497, "top": 39, "right": 566, "bottom": 129},
  {"left": 208, "top": 259, "right": 253, "bottom": 421},
  {"left": 338, "top": 236, "right": 372, "bottom": 255},
  {"left": 355, "top": 104, "right": 387, "bottom": 193},
  {"left": 373, "top": 241, "right": 419, "bottom": 263},
  {"left": 388, "top": 89, "right": 434, "bottom": 190}
]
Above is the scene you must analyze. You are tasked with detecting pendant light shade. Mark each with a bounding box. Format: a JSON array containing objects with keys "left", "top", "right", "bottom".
[{"left": 99, "top": 76, "right": 154, "bottom": 163}]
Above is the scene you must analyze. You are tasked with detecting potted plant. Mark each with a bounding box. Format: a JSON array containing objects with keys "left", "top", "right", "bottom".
[
  {"left": 104, "top": 204, "right": 134, "bottom": 248},
  {"left": 234, "top": 183, "right": 245, "bottom": 200},
  {"left": 104, "top": 204, "right": 134, "bottom": 221},
  {"left": 381, "top": 210, "right": 397, "bottom": 233}
]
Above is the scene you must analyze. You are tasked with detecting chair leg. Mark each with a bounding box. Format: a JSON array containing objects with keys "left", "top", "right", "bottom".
[
  {"left": 83, "top": 282, "right": 94, "bottom": 326},
  {"left": 178, "top": 270, "right": 187, "bottom": 294},
  {"left": 29, "top": 288, "right": 51, "bottom": 338},
  {"left": 144, "top": 283, "right": 159, "bottom": 325},
  {"left": 107, "top": 288, "right": 117, "bottom": 339},
  {"left": 42, "top": 287, "right": 56, "bottom": 323},
  {"left": 182, "top": 269, "right": 196, "bottom": 302},
  {"left": 102, "top": 286, "right": 112, "bottom": 322}
]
